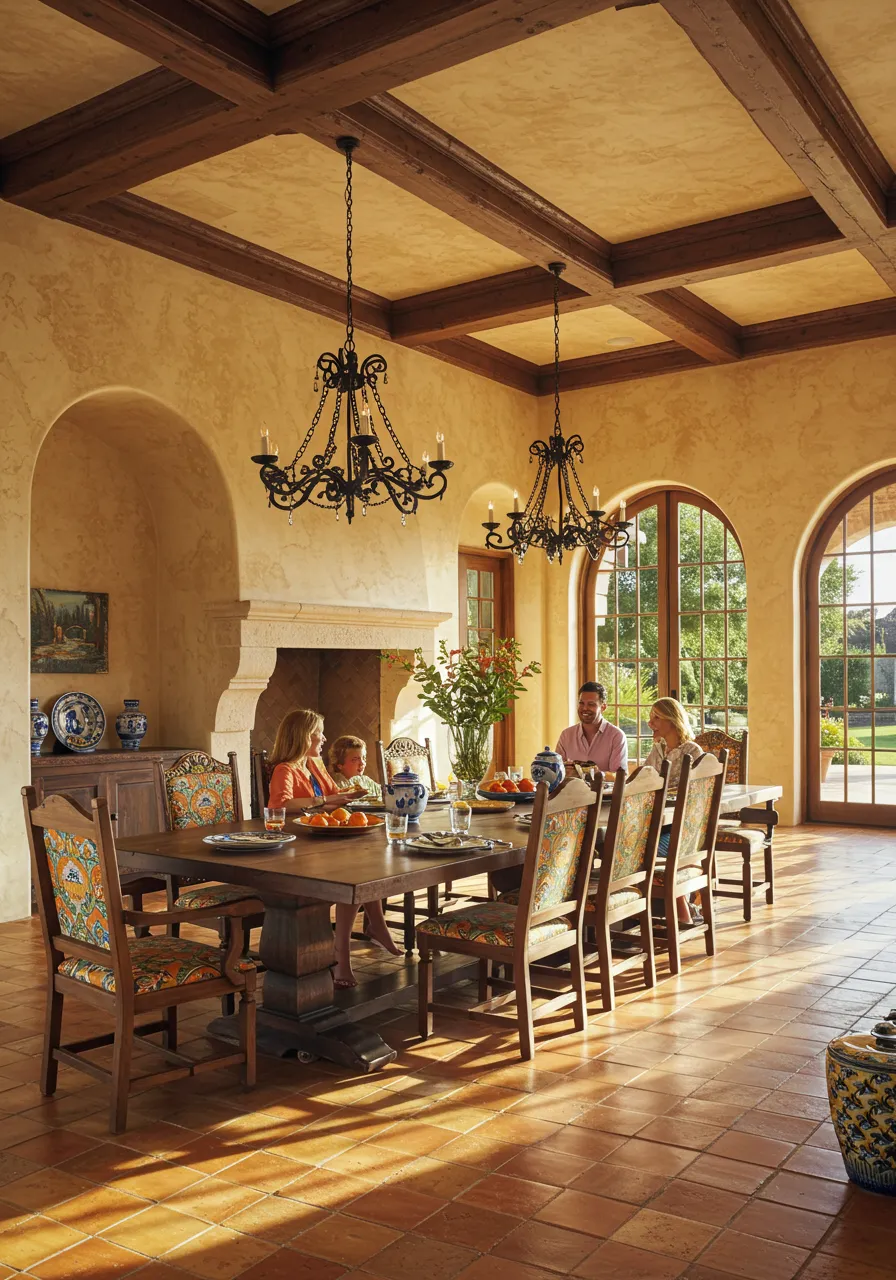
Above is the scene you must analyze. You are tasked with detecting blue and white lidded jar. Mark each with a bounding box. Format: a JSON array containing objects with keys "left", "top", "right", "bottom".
[
  {"left": 115, "top": 699, "right": 148, "bottom": 751},
  {"left": 531, "top": 746, "right": 565, "bottom": 793},
  {"left": 30, "top": 698, "right": 49, "bottom": 756},
  {"left": 384, "top": 764, "right": 429, "bottom": 823}
]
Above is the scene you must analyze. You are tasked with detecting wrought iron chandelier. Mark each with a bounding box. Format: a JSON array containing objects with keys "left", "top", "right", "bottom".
[
  {"left": 251, "top": 136, "right": 452, "bottom": 525},
  {"left": 483, "top": 263, "right": 630, "bottom": 564}
]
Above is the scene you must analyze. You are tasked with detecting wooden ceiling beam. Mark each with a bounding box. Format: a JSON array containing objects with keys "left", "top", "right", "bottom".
[
  {"left": 661, "top": 0, "right": 896, "bottom": 284},
  {"left": 3, "top": 0, "right": 622, "bottom": 213},
  {"left": 535, "top": 343, "right": 708, "bottom": 393},
  {"left": 414, "top": 336, "right": 540, "bottom": 394},
  {"left": 35, "top": 0, "right": 273, "bottom": 103},
  {"left": 620, "top": 289, "right": 742, "bottom": 362}
]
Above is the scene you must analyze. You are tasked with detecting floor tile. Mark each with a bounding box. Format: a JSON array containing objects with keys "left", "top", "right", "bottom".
[
  {"left": 28, "top": 1236, "right": 146, "bottom": 1279},
  {"left": 707, "top": 1132, "right": 795, "bottom": 1167},
  {"left": 296, "top": 1214, "right": 399, "bottom": 1266},
  {"left": 570, "top": 1162, "right": 668, "bottom": 1204},
  {"left": 497, "top": 1146, "right": 593, "bottom": 1186},
  {"left": 458, "top": 1172, "right": 558, "bottom": 1217},
  {"left": 535, "top": 1188, "right": 636, "bottom": 1237},
  {"left": 346, "top": 1185, "right": 444, "bottom": 1230},
  {"left": 605, "top": 1137, "right": 697, "bottom": 1176},
  {"left": 757, "top": 1170, "right": 851, "bottom": 1215},
  {"left": 0, "top": 1215, "right": 87, "bottom": 1270},
  {"left": 361, "top": 1231, "right": 477, "bottom": 1278},
  {"left": 819, "top": 1221, "right": 896, "bottom": 1272},
  {"left": 611, "top": 1207, "right": 719, "bottom": 1260},
  {"left": 681, "top": 1154, "right": 774, "bottom": 1196},
  {"left": 698, "top": 1228, "right": 810, "bottom": 1279},
  {"left": 162, "top": 1225, "right": 278, "bottom": 1279},
  {"left": 731, "top": 1199, "right": 833, "bottom": 1248},
  {"left": 573, "top": 1238, "right": 687, "bottom": 1278},
  {"left": 649, "top": 1180, "right": 747, "bottom": 1226},
  {"left": 221, "top": 1196, "right": 328, "bottom": 1242},
  {"left": 493, "top": 1218, "right": 596, "bottom": 1272},
  {"left": 416, "top": 1200, "right": 517, "bottom": 1251}
]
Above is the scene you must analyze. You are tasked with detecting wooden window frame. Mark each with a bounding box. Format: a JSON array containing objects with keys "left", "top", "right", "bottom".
[
  {"left": 580, "top": 488, "right": 746, "bottom": 752},
  {"left": 458, "top": 546, "right": 515, "bottom": 771},
  {"left": 804, "top": 466, "right": 896, "bottom": 828}
]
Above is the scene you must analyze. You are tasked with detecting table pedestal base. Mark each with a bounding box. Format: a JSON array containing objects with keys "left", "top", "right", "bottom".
[{"left": 207, "top": 1005, "right": 397, "bottom": 1070}]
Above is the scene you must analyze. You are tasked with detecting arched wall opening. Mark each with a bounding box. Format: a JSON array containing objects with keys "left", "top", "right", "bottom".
[{"left": 31, "top": 390, "right": 239, "bottom": 753}]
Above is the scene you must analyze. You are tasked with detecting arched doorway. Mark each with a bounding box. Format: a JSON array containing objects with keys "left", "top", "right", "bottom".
[
  {"left": 805, "top": 468, "right": 896, "bottom": 825},
  {"left": 581, "top": 489, "right": 747, "bottom": 763}
]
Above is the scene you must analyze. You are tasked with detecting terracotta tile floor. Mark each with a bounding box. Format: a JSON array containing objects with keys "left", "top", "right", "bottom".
[{"left": 1, "top": 822, "right": 895, "bottom": 1279}]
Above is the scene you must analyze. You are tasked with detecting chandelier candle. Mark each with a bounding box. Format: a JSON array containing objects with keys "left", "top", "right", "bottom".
[
  {"left": 251, "top": 137, "right": 453, "bottom": 525},
  {"left": 483, "top": 263, "right": 629, "bottom": 564}
]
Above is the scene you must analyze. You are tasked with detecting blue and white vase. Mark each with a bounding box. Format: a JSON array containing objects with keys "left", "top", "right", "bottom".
[
  {"left": 30, "top": 698, "right": 49, "bottom": 756},
  {"left": 115, "top": 699, "right": 148, "bottom": 751},
  {"left": 531, "top": 746, "right": 565, "bottom": 793},
  {"left": 384, "top": 764, "right": 429, "bottom": 823}
]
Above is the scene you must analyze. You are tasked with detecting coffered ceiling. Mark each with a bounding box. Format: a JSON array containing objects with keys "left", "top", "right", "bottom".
[{"left": 2, "top": 0, "right": 896, "bottom": 396}]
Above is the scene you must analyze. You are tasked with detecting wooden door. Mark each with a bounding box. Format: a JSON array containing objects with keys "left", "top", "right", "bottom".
[
  {"left": 105, "top": 766, "right": 166, "bottom": 836},
  {"left": 32, "top": 766, "right": 104, "bottom": 815},
  {"left": 458, "top": 547, "right": 515, "bottom": 770}
]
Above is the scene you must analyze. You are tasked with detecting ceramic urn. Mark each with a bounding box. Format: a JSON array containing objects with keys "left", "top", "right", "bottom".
[
  {"left": 30, "top": 698, "right": 49, "bottom": 756},
  {"left": 826, "top": 1010, "right": 896, "bottom": 1195},
  {"left": 531, "top": 746, "right": 565, "bottom": 793},
  {"left": 384, "top": 764, "right": 429, "bottom": 823},
  {"left": 115, "top": 699, "right": 148, "bottom": 751}
]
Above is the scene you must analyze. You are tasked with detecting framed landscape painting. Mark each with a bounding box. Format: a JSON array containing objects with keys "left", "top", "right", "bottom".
[{"left": 30, "top": 589, "right": 108, "bottom": 675}]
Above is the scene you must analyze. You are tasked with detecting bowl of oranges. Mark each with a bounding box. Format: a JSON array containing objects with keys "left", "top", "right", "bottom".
[
  {"left": 477, "top": 777, "right": 538, "bottom": 803},
  {"left": 294, "top": 807, "right": 385, "bottom": 836}
]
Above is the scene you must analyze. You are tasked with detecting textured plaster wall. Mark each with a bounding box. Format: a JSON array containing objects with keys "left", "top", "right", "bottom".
[
  {"left": 30, "top": 418, "right": 160, "bottom": 749},
  {"left": 542, "top": 349, "right": 896, "bottom": 824},
  {"left": 0, "top": 202, "right": 538, "bottom": 921}
]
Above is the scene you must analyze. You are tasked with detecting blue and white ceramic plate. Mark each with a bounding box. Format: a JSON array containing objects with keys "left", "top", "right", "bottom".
[
  {"left": 51, "top": 692, "right": 105, "bottom": 752},
  {"left": 202, "top": 831, "right": 296, "bottom": 852}
]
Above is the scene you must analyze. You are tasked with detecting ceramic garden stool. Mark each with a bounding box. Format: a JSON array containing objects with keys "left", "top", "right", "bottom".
[{"left": 826, "top": 1010, "right": 896, "bottom": 1195}]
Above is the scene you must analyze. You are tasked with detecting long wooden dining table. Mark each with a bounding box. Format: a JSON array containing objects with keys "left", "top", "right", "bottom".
[{"left": 116, "top": 782, "right": 782, "bottom": 1073}]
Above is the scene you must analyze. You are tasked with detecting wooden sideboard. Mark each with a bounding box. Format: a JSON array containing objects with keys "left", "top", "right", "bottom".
[{"left": 31, "top": 748, "right": 193, "bottom": 838}]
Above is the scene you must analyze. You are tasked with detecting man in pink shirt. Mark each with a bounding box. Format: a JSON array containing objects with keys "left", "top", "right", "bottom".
[{"left": 556, "top": 682, "right": 628, "bottom": 774}]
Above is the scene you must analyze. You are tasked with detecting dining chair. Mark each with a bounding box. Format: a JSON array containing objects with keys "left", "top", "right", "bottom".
[
  {"left": 695, "top": 728, "right": 776, "bottom": 922},
  {"left": 417, "top": 775, "right": 600, "bottom": 1061},
  {"left": 23, "top": 787, "right": 258, "bottom": 1134},
  {"left": 583, "top": 762, "right": 669, "bottom": 1012},
  {"left": 251, "top": 747, "right": 273, "bottom": 818},
  {"left": 651, "top": 749, "right": 727, "bottom": 975},
  {"left": 376, "top": 735, "right": 437, "bottom": 791}
]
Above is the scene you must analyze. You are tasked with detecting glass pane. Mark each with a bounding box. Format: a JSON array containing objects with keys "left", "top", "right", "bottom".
[
  {"left": 597, "top": 623, "right": 615, "bottom": 660},
  {"left": 846, "top": 608, "right": 871, "bottom": 654},
  {"left": 872, "top": 711, "right": 896, "bottom": 749},
  {"left": 617, "top": 709, "right": 638, "bottom": 738},
  {"left": 480, "top": 571, "right": 494, "bottom": 599},
  {"left": 467, "top": 628, "right": 479, "bottom": 647},
  {"left": 820, "top": 658, "right": 845, "bottom": 708},
  {"left": 872, "top": 494, "right": 896, "bottom": 550},
  {"left": 595, "top": 571, "right": 615, "bottom": 619},
  {"left": 728, "top": 612, "right": 747, "bottom": 659},
  {"left": 638, "top": 506, "right": 658, "bottom": 567},
  {"left": 725, "top": 528, "right": 743, "bottom": 561},
  {"left": 873, "top": 553, "right": 896, "bottom": 602},
  {"left": 704, "top": 512, "right": 725, "bottom": 562},
  {"left": 480, "top": 600, "right": 493, "bottom": 630},
  {"left": 727, "top": 562, "right": 746, "bottom": 609},
  {"left": 639, "top": 569, "right": 659, "bottom": 613},
  {"left": 680, "top": 614, "right": 701, "bottom": 659},
  {"left": 728, "top": 660, "right": 748, "bottom": 706},
  {"left": 703, "top": 563, "right": 725, "bottom": 611},
  {"left": 617, "top": 569, "right": 637, "bottom": 614},
  {"left": 680, "top": 566, "right": 701, "bottom": 611},
  {"left": 466, "top": 570, "right": 477, "bottom": 597},
  {"left": 678, "top": 504, "right": 701, "bottom": 563},
  {"left": 821, "top": 751, "right": 844, "bottom": 802},
  {"left": 597, "top": 663, "right": 617, "bottom": 700},
  {"left": 845, "top": 555, "right": 872, "bottom": 603},
  {"left": 618, "top": 614, "right": 637, "bottom": 659},
  {"left": 703, "top": 613, "right": 725, "bottom": 657},
  {"left": 479, "top": 631, "right": 495, "bottom": 653},
  {"left": 466, "top": 599, "right": 479, "bottom": 627},
  {"left": 847, "top": 751, "right": 872, "bottom": 803},
  {"left": 819, "top": 556, "right": 844, "bottom": 604},
  {"left": 728, "top": 709, "right": 748, "bottom": 729},
  {"left": 679, "top": 660, "right": 701, "bottom": 706},
  {"left": 639, "top": 614, "right": 658, "bottom": 659},
  {"left": 874, "top": 751, "right": 896, "bottom": 804},
  {"left": 846, "top": 497, "right": 871, "bottom": 549},
  {"left": 875, "top": 657, "right": 896, "bottom": 707},
  {"left": 819, "top": 607, "right": 845, "bottom": 656},
  {"left": 847, "top": 658, "right": 872, "bottom": 708},
  {"left": 823, "top": 521, "right": 844, "bottom": 559},
  {"left": 640, "top": 663, "right": 659, "bottom": 702},
  {"left": 847, "top": 714, "right": 871, "bottom": 751},
  {"left": 704, "top": 660, "right": 726, "bottom": 705}
]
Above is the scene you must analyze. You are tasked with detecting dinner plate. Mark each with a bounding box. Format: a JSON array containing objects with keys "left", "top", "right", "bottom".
[
  {"left": 346, "top": 798, "right": 387, "bottom": 813},
  {"left": 477, "top": 787, "right": 536, "bottom": 804},
  {"left": 468, "top": 798, "right": 515, "bottom": 813},
  {"left": 202, "top": 831, "right": 296, "bottom": 852},
  {"left": 51, "top": 691, "right": 105, "bottom": 752},
  {"left": 294, "top": 815, "right": 385, "bottom": 836},
  {"left": 405, "top": 831, "right": 497, "bottom": 854}
]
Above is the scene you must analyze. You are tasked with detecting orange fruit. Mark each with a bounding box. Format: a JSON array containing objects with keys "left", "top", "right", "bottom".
[
  {"left": 346, "top": 811, "right": 368, "bottom": 827},
  {"left": 487, "top": 780, "right": 505, "bottom": 792},
  {"left": 502, "top": 780, "right": 519, "bottom": 792},
  {"left": 309, "top": 814, "right": 329, "bottom": 827},
  {"left": 330, "top": 807, "right": 350, "bottom": 824},
  {"left": 298, "top": 815, "right": 312, "bottom": 825},
  {"left": 518, "top": 778, "right": 536, "bottom": 792}
]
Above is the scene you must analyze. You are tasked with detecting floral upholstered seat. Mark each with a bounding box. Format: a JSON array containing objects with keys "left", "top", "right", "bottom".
[
  {"left": 57, "top": 936, "right": 255, "bottom": 995},
  {"left": 653, "top": 863, "right": 703, "bottom": 886},
  {"left": 173, "top": 884, "right": 258, "bottom": 910},
  {"left": 418, "top": 902, "right": 570, "bottom": 949}
]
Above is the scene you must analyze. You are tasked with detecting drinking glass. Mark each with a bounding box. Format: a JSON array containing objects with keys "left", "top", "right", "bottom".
[
  {"left": 508, "top": 766, "right": 523, "bottom": 783},
  {"left": 450, "top": 800, "right": 472, "bottom": 836},
  {"left": 385, "top": 813, "right": 408, "bottom": 843},
  {"left": 264, "top": 806, "right": 286, "bottom": 832}
]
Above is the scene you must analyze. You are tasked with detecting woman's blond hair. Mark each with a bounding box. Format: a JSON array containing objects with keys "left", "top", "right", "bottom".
[
  {"left": 328, "top": 734, "right": 365, "bottom": 772},
  {"left": 651, "top": 697, "right": 694, "bottom": 744},
  {"left": 269, "top": 708, "right": 323, "bottom": 766}
]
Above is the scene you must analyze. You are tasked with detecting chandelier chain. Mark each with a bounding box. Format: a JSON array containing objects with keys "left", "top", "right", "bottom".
[
  {"left": 344, "top": 142, "right": 355, "bottom": 352},
  {"left": 552, "top": 265, "right": 561, "bottom": 435}
]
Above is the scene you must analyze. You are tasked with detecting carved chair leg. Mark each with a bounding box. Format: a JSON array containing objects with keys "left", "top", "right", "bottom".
[
  {"left": 109, "top": 1006, "right": 134, "bottom": 1135},
  {"left": 765, "top": 838, "right": 775, "bottom": 904},
  {"left": 515, "top": 961, "right": 534, "bottom": 1061},
  {"left": 597, "top": 919, "right": 614, "bottom": 1012},
  {"left": 41, "top": 986, "right": 63, "bottom": 1097},
  {"left": 240, "top": 988, "right": 257, "bottom": 1088},
  {"left": 640, "top": 910, "right": 656, "bottom": 990},
  {"left": 703, "top": 879, "right": 716, "bottom": 957},
  {"left": 742, "top": 850, "right": 753, "bottom": 922},
  {"left": 666, "top": 894, "right": 681, "bottom": 976},
  {"left": 418, "top": 943, "right": 433, "bottom": 1040},
  {"left": 569, "top": 940, "right": 587, "bottom": 1032}
]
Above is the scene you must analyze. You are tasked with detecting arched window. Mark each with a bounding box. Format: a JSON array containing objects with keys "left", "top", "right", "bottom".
[
  {"left": 582, "top": 490, "right": 747, "bottom": 762},
  {"left": 806, "top": 469, "right": 896, "bottom": 824}
]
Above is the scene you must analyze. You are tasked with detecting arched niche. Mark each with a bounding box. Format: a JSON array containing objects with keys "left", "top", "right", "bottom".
[{"left": 31, "top": 389, "right": 239, "bottom": 754}]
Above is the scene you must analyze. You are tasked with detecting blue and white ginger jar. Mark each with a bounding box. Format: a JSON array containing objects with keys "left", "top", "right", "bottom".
[
  {"left": 531, "top": 746, "right": 565, "bottom": 793},
  {"left": 384, "top": 764, "right": 429, "bottom": 823},
  {"left": 30, "top": 698, "right": 49, "bottom": 756},
  {"left": 115, "top": 699, "right": 148, "bottom": 751}
]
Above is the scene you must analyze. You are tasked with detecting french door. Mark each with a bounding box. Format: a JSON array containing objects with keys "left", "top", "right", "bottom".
[
  {"left": 582, "top": 490, "right": 747, "bottom": 762},
  {"left": 806, "top": 470, "right": 896, "bottom": 825},
  {"left": 458, "top": 546, "right": 515, "bottom": 770}
]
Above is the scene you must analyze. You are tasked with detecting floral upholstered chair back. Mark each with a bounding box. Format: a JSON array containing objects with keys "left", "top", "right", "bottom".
[
  {"left": 675, "top": 751, "right": 727, "bottom": 864},
  {"left": 522, "top": 776, "right": 599, "bottom": 916},
  {"left": 163, "top": 751, "right": 240, "bottom": 830},
  {"left": 604, "top": 765, "right": 668, "bottom": 887},
  {"left": 377, "top": 737, "right": 437, "bottom": 790},
  {"left": 695, "top": 728, "right": 747, "bottom": 785}
]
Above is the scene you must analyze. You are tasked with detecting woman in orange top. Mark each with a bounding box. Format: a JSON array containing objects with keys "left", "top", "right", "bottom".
[{"left": 268, "top": 709, "right": 400, "bottom": 988}]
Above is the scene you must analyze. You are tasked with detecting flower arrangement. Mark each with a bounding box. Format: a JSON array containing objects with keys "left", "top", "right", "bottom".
[{"left": 384, "top": 640, "right": 541, "bottom": 789}]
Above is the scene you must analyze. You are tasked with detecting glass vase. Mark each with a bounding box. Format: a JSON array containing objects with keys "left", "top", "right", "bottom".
[{"left": 447, "top": 722, "right": 494, "bottom": 800}]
